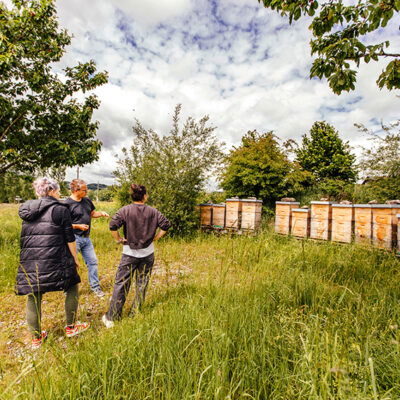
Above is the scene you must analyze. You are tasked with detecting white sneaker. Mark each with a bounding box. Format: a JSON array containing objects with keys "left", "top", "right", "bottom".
[
  {"left": 93, "top": 289, "right": 105, "bottom": 298},
  {"left": 102, "top": 314, "right": 114, "bottom": 329}
]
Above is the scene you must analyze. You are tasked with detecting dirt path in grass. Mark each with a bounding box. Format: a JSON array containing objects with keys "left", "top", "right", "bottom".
[{"left": 0, "top": 258, "right": 193, "bottom": 381}]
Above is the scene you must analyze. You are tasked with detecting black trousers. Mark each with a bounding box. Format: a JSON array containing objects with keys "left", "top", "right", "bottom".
[{"left": 106, "top": 253, "right": 155, "bottom": 321}]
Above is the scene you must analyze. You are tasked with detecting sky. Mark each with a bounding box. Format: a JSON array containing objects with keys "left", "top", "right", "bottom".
[{"left": 49, "top": 1, "right": 399, "bottom": 184}]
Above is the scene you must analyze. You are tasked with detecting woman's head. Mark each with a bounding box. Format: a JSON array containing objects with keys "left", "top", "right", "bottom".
[
  {"left": 130, "top": 184, "right": 147, "bottom": 202},
  {"left": 33, "top": 177, "right": 60, "bottom": 198}
]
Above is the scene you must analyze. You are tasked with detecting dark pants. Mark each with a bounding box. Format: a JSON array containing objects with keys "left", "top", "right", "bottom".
[
  {"left": 106, "top": 253, "right": 155, "bottom": 321},
  {"left": 26, "top": 284, "right": 79, "bottom": 338}
]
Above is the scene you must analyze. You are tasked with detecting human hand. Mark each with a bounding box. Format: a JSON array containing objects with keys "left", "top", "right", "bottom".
[
  {"left": 76, "top": 224, "right": 89, "bottom": 231},
  {"left": 100, "top": 211, "right": 110, "bottom": 217},
  {"left": 116, "top": 237, "right": 127, "bottom": 244}
]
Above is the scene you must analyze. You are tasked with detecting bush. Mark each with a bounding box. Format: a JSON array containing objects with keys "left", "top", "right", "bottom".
[{"left": 114, "top": 105, "right": 224, "bottom": 235}]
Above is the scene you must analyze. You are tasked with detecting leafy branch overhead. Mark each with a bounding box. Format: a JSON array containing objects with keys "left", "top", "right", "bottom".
[
  {"left": 0, "top": 0, "right": 108, "bottom": 175},
  {"left": 257, "top": 0, "right": 400, "bottom": 94}
]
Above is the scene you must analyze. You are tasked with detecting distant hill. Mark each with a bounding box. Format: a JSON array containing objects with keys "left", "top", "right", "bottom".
[
  {"left": 87, "top": 183, "right": 108, "bottom": 190},
  {"left": 64, "top": 182, "right": 109, "bottom": 191}
]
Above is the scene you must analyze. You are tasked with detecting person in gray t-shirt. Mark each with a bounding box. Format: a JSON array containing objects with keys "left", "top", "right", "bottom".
[{"left": 102, "top": 184, "right": 170, "bottom": 327}]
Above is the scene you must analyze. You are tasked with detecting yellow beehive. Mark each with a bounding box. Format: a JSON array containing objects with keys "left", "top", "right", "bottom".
[
  {"left": 225, "top": 198, "right": 242, "bottom": 229},
  {"left": 199, "top": 204, "right": 213, "bottom": 227},
  {"left": 331, "top": 204, "right": 354, "bottom": 243},
  {"left": 310, "top": 201, "right": 333, "bottom": 240},
  {"left": 275, "top": 201, "right": 300, "bottom": 235},
  {"left": 372, "top": 205, "right": 400, "bottom": 250},
  {"left": 354, "top": 205, "right": 372, "bottom": 244},
  {"left": 241, "top": 199, "right": 263, "bottom": 230},
  {"left": 291, "top": 208, "right": 310, "bottom": 238},
  {"left": 212, "top": 204, "right": 226, "bottom": 228}
]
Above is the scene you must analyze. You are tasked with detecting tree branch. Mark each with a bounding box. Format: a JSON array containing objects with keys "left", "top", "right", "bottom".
[
  {"left": 0, "top": 160, "right": 19, "bottom": 175},
  {"left": 0, "top": 112, "right": 25, "bottom": 142}
]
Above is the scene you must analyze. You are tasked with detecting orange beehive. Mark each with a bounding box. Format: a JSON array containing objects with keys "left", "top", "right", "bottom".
[
  {"left": 241, "top": 199, "right": 263, "bottom": 230},
  {"left": 331, "top": 204, "right": 354, "bottom": 243},
  {"left": 397, "top": 214, "right": 400, "bottom": 251},
  {"left": 372, "top": 205, "right": 400, "bottom": 250},
  {"left": 212, "top": 204, "right": 226, "bottom": 228},
  {"left": 291, "top": 208, "right": 310, "bottom": 238},
  {"left": 310, "top": 201, "right": 333, "bottom": 240},
  {"left": 199, "top": 204, "right": 213, "bottom": 227},
  {"left": 275, "top": 201, "right": 300, "bottom": 235},
  {"left": 354, "top": 205, "right": 372, "bottom": 244},
  {"left": 225, "top": 198, "right": 242, "bottom": 229}
]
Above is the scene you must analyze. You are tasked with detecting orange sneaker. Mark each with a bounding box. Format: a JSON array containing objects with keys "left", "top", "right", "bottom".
[
  {"left": 31, "top": 331, "right": 48, "bottom": 350},
  {"left": 65, "top": 322, "right": 90, "bottom": 338}
]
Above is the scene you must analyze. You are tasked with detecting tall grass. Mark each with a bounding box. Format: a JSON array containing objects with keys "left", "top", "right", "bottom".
[
  {"left": 0, "top": 205, "right": 21, "bottom": 292},
  {"left": 2, "top": 204, "right": 400, "bottom": 399}
]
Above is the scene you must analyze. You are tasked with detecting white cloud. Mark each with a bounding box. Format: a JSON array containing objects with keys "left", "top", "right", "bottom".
[
  {"left": 111, "top": 0, "right": 193, "bottom": 26},
  {"left": 44, "top": 0, "right": 400, "bottom": 185}
]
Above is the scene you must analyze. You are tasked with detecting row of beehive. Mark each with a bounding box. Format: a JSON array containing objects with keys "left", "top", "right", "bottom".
[
  {"left": 275, "top": 201, "right": 400, "bottom": 250},
  {"left": 199, "top": 198, "right": 263, "bottom": 230}
]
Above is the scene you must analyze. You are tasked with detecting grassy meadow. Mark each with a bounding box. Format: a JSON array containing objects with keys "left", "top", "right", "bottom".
[{"left": 1, "top": 202, "right": 400, "bottom": 399}]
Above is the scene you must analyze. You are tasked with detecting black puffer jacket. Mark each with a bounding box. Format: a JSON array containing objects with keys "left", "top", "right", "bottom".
[{"left": 15, "top": 197, "right": 80, "bottom": 295}]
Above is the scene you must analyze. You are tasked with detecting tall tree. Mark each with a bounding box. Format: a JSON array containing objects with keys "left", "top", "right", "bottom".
[
  {"left": 296, "top": 121, "right": 357, "bottom": 197},
  {"left": 0, "top": 0, "right": 108, "bottom": 175},
  {"left": 220, "top": 130, "right": 312, "bottom": 207},
  {"left": 114, "top": 105, "right": 224, "bottom": 235},
  {"left": 257, "top": 0, "right": 400, "bottom": 94},
  {"left": 0, "top": 170, "right": 34, "bottom": 202},
  {"left": 356, "top": 120, "right": 400, "bottom": 201}
]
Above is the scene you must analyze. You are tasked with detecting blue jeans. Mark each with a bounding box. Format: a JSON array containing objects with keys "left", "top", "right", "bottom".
[{"left": 75, "top": 235, "right": 100, "bottom": 291}]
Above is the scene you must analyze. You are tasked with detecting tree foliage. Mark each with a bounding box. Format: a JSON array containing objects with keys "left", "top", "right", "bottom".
[
  {"left": 220, "top": 130, "right": 312, "bottom": 207},
  {"left": 0, "top": 170, "right": 34, "bottom": 202},
  {"left": 257, "top": 0, "right": 400, "bottom": 94},
  {"left": 296, "top": 121, "right": 357, "bottom": 186},
  {"left": 114, "top": 105, "right": 224, "bottom": 235},
  {"left": 356, "top": 120, "right": 400, "bottom": 200},
  {"left": 0, "top": 0, "right": 108, "bottom": 175}
]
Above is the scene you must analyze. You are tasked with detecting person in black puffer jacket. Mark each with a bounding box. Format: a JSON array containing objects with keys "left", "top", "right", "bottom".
[{"left": 16, "top": 177, "right": 90, "bottom": 349}]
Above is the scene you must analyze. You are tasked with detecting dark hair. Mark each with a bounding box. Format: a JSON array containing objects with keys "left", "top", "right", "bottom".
[{"left": 130, "top": 184, "right": 147, "bottom": 201}]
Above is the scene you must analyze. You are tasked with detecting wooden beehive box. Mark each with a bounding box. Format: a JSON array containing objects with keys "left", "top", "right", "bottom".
[
  {"left": 291, "top": 208, "right": 310, "bottom": 238},
  {"left": 354, "top": 205, "right": 372, "bottom": 244},
  {"left": 331, "top": 204, "right": 354, "bottom": 243},
  {"left": 225, "top": 198, "right": 242, "bottom": 229},
  {"left": 199, "top": 203, "right": 213, "bottom": 227},
  {"left": 398, "top": 214, "right": 400, "bottom": 251},
  {"left": 212, "top": 204, "right": 226, "bottom": 229},
  {"left": 241, "top": 198, "right": 263, "bottom": 230},
  {"left": 275, "top": 201, "right": 300, "bottom": 235},
  {"left": 371, "top": 205, "right": 400, "bottom": 250},
  {"left": 310, "top": 201, "right": 333, "bottom": 240}
]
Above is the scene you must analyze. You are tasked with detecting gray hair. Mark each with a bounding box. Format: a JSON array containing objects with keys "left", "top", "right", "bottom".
[{"left": 33, "top": 177, "right": 60, "bottom": 197}]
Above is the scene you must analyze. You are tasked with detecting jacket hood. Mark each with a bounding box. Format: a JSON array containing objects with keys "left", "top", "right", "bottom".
[{"left": 18, "top": 197, "right": 60, "bottom": 222}]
